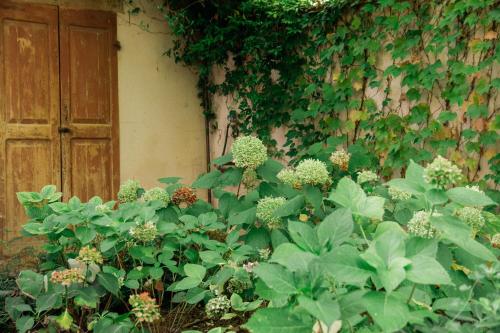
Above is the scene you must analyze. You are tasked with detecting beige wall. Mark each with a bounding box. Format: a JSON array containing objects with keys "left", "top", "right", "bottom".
[{"left": 117, "top": 11, "right": 207, "bottom": 189}]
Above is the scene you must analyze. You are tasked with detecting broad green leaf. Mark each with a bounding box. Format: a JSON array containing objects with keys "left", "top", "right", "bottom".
[
  {"left": 36, "top": 292, "right": 61, "bottom": 313},
  {"left": 192, "top": 170, "right": 222, "bottom": 189},
  {"left": 256, "top": 159, "right": 283, "bottom": 182},
  {"left": 16, "top": 316, "right": 34, "bottom": 333},
  {"left": 363, "top": 291, "right": 409, "bottom": 332},
  {"left": 243, "top": 307, "right": 313, "bottom": 333},
  {"left": 171, "top": 276, "right": 201, "bottom": 291},
  {"left": 184, "top": 264, "right": 207, "bottom": 280},
  {"left": 228, "top": 206, "right": 256, "bottom": 225},
  {"left": 317, "top": 208, "right": 353, "bottom": 247},
  {"left": 446, "top": 187, "right": 496, "bottom": 207},
  {"left": 17, "top": 270, "right": 43, "bottom": 298},
  {"left": 270, "top": 243, "right": 317, "bottom": 272},
  {"left": 297, "top": 295, "right": 340, "bottom": 327},
  {"left": 288, "top": 221, "right": 319, "bottom": 253},
  {"left": 56, "top": 309, "right": 73, "bottom": 330},
  {"left": 406, "top": 255, "right": 452, "bottom": 285},
  {"left": 329, "top": 177, "right": 385, "bottom": 220},
  {"left": 253, "top": 263, "right": 297, "bottom": 295},
  {"left": 314, "top": 245, "right": 370, "bottom": 286},
  {"left": 274, "top": 195, "right": 305, "bottom": 217},
  {"left": 75, "top": 226, "right": 96, "bottom": 244},
  {"left": 97, "top": 273, "right": 120, "bottom": 296}
]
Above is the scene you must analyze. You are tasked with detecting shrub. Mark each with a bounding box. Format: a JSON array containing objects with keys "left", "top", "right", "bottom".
[{"left": 3, "top": 141, "right": 499, "bottom": 333}]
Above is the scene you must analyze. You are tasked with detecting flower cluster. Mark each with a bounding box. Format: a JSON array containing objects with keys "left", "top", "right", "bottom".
[
  {"left": 242, "top": 168, "right": 259, "bottom": 189},
  {"left": 455, "top": 207, "right": 485, "bottom": 233},
  {"left": 330, "top": 149, "right": 350, "bottom": 171},
  {"left": 388, "top": 187, "right": 412, "bottom": 201},
  {"left": 256, "top": 196, "right": 287, "bottom": 229},
  {"left": 258, "top": 248, "right": 271, "bottom": 261},
  {"left": 295, "top": 159, "right": 330, "bottom": 186},
  {"left": 205, "top": 295, "right": 231, "bottom": 319},
  {"left": 118, "top": 180, "right": 141, "bottom": 203},
  {"left": 466, "top": 185, "right": 483, "bottom": 193},
  {"left": 231, "top": 136, "right": 268, "bottom": 169},
  {"left": 172, "top": 187, "right": 197, "bottom": 208},
  {"left": 129, "top": 292, "right": 161, "bottom": 323},
  {"left": 226, "top": 278, "right": 252, "bottom": 294},
  {"left": 95, "top": 204, "right": 111, "bottom": 214},
  {"left": 129, "top": 221, "right": 158, "bottom": 243},
  {"left": 357, "top": 170, "right": 378, "bottom": 184},
  {"left": 407, "top": 211, "right": 440, "bottom": 239},
  {"left": 243, "top": 261, "right": 259, "bottom": 273},
  {"left": 143, "top": 187, "right": 170, "bottom": 207},
  {"left": 77, "top": 246, "right": 103, "bottom": 265},
  {"left": 50, "top": 268, "right": 85, "bottom": 286},
  {"left": 423, "top": 156, "right": 462, "bottom": 188},
  {"left": 277, "top": 168, "right": 302, "bottom": 189},
  {"left": 491, "top": 234, "right": 500, "bottom": 248}
]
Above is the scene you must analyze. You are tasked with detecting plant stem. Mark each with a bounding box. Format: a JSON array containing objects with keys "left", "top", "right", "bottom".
[{"left": 407, "top": 284, "right": 417, "bottom": 304}]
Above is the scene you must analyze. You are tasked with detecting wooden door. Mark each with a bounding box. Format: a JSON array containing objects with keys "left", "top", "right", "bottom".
[
  {"left": 59, "top": 9, "right": 119, "bottom": 202},
  {"left": 0, "top": 2, "right": 61, "bottom": 252}
]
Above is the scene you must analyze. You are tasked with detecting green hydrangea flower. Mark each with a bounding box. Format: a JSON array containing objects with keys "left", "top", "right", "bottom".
[
  {"left": 129, "top": 221, "right": 158, "bottom": 243},
  {"left": 242, "top": 168, "right": 259, "bottom": 189},
  {"left": 388, "top": 187, "right": 412, "bottom": 201},
  {"left": 226, "top": 278, "right": 252, "bottom": 294},
  {"left": 295, "top": 159, "right": 329, "bottom": 186},
  {"left": 491, "top": 233, "right": 500, "bottom": 248},
  {"left": 277, "top": 168, "right": 301, "bottom": 188},
  {"left": 143, "top": 187, "right": 170, "bottom": 207},
  {"left": 455, "top": 207, "right": 485, "bottom": 233},
  {"left": 231, "top": 136, "right": 268, "bottom": 169},
  {"left": 256, "top": 196, "right": 287, "bottom": 229},
  {"left": 118, "top": 180, "right": 141, "bottom": 203},
  {"left": 357, "top": 170, "right": 378, "bottom": 184},
  {"left": 329, "top": 148, "right": 350, "bottom": 171},
  {"left": 205, "top": 295, "right": 231, "bottom": 319},
  {"left": 423, "top": 156, "right": 462, "bottom": 188},
  {"left": 407, "top": 211, "right": 440, "bottom": 239},
  {"left": 77, "top": 246, "right": 103, "bottom": 265}
]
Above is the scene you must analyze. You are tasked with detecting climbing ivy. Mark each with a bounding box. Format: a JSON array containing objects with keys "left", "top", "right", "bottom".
[{"left": 127, "top": 0, "right": 499, "bottom": 186}]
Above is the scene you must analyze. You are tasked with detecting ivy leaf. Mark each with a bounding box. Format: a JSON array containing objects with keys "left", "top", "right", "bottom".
[{"left": 243, "top": 308, "right": 313, "bottom": 333}]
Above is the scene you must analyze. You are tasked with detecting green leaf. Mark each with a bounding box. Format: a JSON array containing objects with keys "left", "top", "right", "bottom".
[
  {"left": 329, "top": 177, "right": 385, "bottom": 220},
  {"left": 253, "top": 263, "right": 297, "bottom": 295},
  {"left": 228, "top": 207, "right": 256, "bottom": 225},
  {"left": 274, "top": 195, "right": 304, "bottom": 217},
  {"left": 446, "top": 187, "right": 496, "bottom": 207},
  {"left": 97, "top": 273, "right": 120, "bottom": 296},
  {"left": 256, "top": 159, "right": 283, "bottom": 182},
  {"left": 171, "top": 277, "right": 201, "bottom": 291},
  {"left": 317, "top": 208, "right": 353, "bottom": 247},
  {"left": 158, "top": 176, "right": 182, "bottom": 184},
  {"left": 363, "top": 291, "right": 410, "bottom": 332},
  {"left": 17, "top": 271, "right": 43, "bottom": 298},
  {"left": 192, "top": 170, "right": 222, "bottom": 189},
  {"left": 270, "top": 243, "right": 316, "bottom": 272},
  {"left": 297, "top": 295, "right": 340, "bottom": 327},
  {"left": 16, "top": 316, "right": 34, "bottom": 333},
  {"left": 406, "top": 255, "right": 452, "bottom": 285},
  {"left": 315, "top": 245, "right": 371, "bottom": 286},
  {"left": 75, "top": 226, "right": 96, "bottom": 244},
  {"left": 243, "top": 308, "right": 313, "bottom": 333},
  {"left": 184, "top": 264, "right": 207, "bottom": 280},
  {"left": 36, "top": 292, "right": 62, "bottom": 313},
  {"left": 56, "top": 309, "right": 73, "bottom": 330},
  {"left": 213, "top": 153, "right": 233, "bottom": 166},
  {"left": 288, "top": 221, "right": 319, "bottom": 253}
]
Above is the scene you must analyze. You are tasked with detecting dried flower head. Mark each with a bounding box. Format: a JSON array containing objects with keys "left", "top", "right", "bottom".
[
  {"left": 143, "top": 187, "right": 170, "bottom": 207},
  {"left": 295, "top": 159, "right": 330, "bottom": 186},
  {"left": 129, "top": 292, "right": 161, "bottom": 323},
  {"left": 388, "top": 187, "right": 412, "bottom": 201},
  {"left": 256, "top": 196, "right": 287, "bottom": 229},
  {"left": 330, "top": 149, "right": 350, "bottom": 171},
  {"left": 455, "top": 207, "right": 485, "bottom": 233},
  {"left": 50, "top": 268, "right": 85, "bottom": 286},
  {"left": 129, "top": 221, "right": 158, "bottom": 243},
  {"left": 172, "top": 187, "right": 197, "bottom": 208},
  {"left": 277, "top": 168, "right": 302, "bottom": 189},
  {"left": 77, "top": 246, "right": 103, "bottom": 265},
  {"left": 242, "top": 168, "right": 259, "bottom": 189},
  {"left": 118, "top": 180, "right": 141, "bottom": 203},
  {"left": 231, "top": 136, "right": 268, "bottom": 169},
  {"left": 491, "top": 234, "right": 500, "bottom": 248},
  {"left": 357, "top": 170, "right": 378, "bottom": 184},
  {"left": 205, "top": 295, "right": 231, "bottom": 319},
  {"left": 423, "top": 156, "right": 462, "bottom": 188},
  {"left": 407, "top": 211, "right": 440, "bottom": 239}
]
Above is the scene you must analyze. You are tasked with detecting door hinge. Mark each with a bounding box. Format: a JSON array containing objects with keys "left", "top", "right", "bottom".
[{"left": 58, "top": 127, "right": 71, "bottom": 134}]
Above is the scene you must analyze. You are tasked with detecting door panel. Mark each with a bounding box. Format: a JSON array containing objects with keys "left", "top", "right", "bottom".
[
  {"left": 59, "top": 9, "right": 119, "bottom": 202},
  {"left": 0, "top": 3, "right": 60, "bottom": 253}
]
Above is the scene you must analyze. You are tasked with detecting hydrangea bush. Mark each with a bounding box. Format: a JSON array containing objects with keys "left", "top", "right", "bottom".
[{"left": 5, "top": 136, "right": 499, "bottom": 333}]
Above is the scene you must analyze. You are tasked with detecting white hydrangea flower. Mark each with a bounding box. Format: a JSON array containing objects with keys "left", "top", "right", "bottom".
[
  {"left": 129, "top": 221, "right": 158, "bottom": 243},
  {"left": 295, "top": 159, "right": 330, "bottom": 186},
  {"left": 423, "top": 156, "right": 462, "bottom": 188},
  {"left": 329, "top": 149, "right": 350, "bottom": 171},
  {"left": 407, "top": 211, "right": 440, "bottom": 239},
  {"left": 388, "top": 187, "right": 412, "bottom": 201},
  {"left": 118, "top": 180, "right": 141, "bottom": 203},
  {"left": 466, "top": 185, "right": 484, "bottom": 194},
  {"left": 143, "top": 187, "right": 170, "bottom": 207},
  {"left": 277, "top": 168, "right": 301, "bottom": 188},
  {"left": 205, "top": 295, "right": 231, "bottom": 319},
  {"left": 455, "top": 207, "right": 485, "bottom": 233},
  {"left": 357, "top": 170, "right": 378, "bottom": 184},
  {"left": 231, "top": 136, "right": 268, "bottom": 169},
  {"left": 256, "top": 196, "right": 287, "bottom": 229}
]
